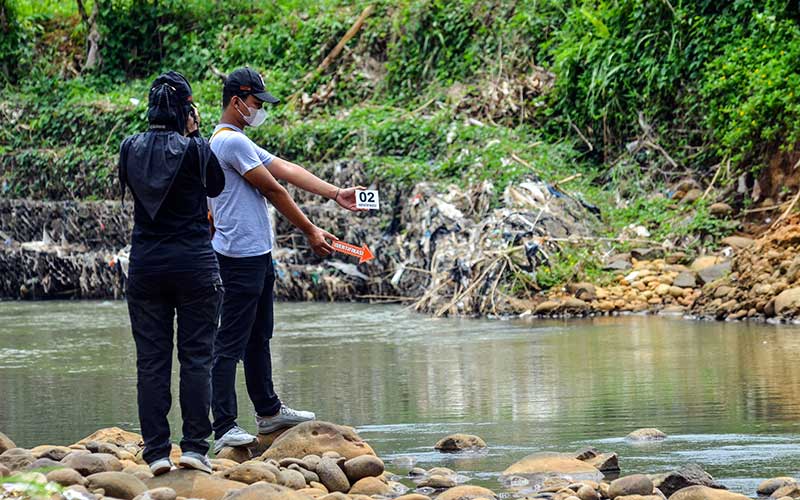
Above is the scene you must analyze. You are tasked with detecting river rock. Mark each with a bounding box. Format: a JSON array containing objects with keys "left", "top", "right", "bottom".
[
  {"left": 567, "top": 283, "right": 598, "bottom": 301},
  {"left": 31, "top": 445, "right": 74, "bottom": 461},
  {"left": 434, "top": 434, "right": 487, "bottom": 452},
  {"left": 146, "top": 469, "right": 247, "bottom": 500},
  {"left": 681, "top": 189, "right": 703, "bottom": 204},
  {"left": 318, "top": 493, "right": 349, "bottom": 500},
  {"left": 651, "top": 464, "right": 725, "bottom": 498},
  {"left": 47, "top": 467, "right": 87, "bottom": 486},
  {"left": 75, "top": 428, "right": 144, "bottom": 448},
  {"left": 536, "top": 301, "right": 562, "bottom": 314},
  {"left": 697, "top": 262, "right": 731, "bottom": 285},
  {"left": 26, "top": 457, "right": 66, "bottom": 470},
  {"left": 216, "top": 446, "right": 253, "bottom": 464},
  {"left": 0, "top": 433, "right": 16, "bottom": 455},
  {"left": 673, "top": 272, "right": 697, "bottom": 289},
  {"left": 316, "top": 457, "right": 350, "bottom": 493},
  {"left": 616, "top": 496, "right": 662, "bottom": 500},
  {"left": 774, "top": 288, "right": 800, "bottom": 315},
  {"left": 720, "top": 236, "right": 753, "bottom": 249},
  {"left": 709, "top": 203, "right": 733, "bottom": 217},
  {"left": 420, "top": 474, "right": 457, "bottom": 489},
  {"left": 577, "top": 485, "right": 600, "bottom": 500},
  {"left": 690, "top": 257, "right": 723, "bottom": 272},
  {"left": 503, "top": 452, "right": 602, "bottom": 480},
  {"left": 758, "top": 478, "right": 797, "bottom": 496},
  {"left": 436, "top": 485, "right": 497, "bottom": 500},
  {"left": 668, "top": 486, "right": 749, "bottom": 500},
  {"left": 302, "top": 454, "right": 322, "bottom": 471},
  {"left": 86, "top": 471, "right": 148, "bottom": 500},
  {"left": 771, "top": 485, "right": 800, "bottom": 499},
  {"left": 288, "top": 463, "right": 320, "bottom": 484},
  {"left": 609, "top": 475, "right": 654, "bottom": 498},
  {"left": 277, "top": 468, "right": 308, "bottom": 489},
  {"left": 626, "top": 428, "right": 667, "bottom": 441},
  {"left": 259, "top": 421, "right": 374, "bottom": 461},
  {"left": 0, "top": 448, "right": 35, "bottom": 471},
  {"left": 349, "top": 476, "right": 391, "bottom": 495},
  {"left": 134, "top": 487, "right": 177, "bottom": 500},
  {"left": 62, "top": 452, "right": 123, "bottom": 476},
  {"left": 223, "top": 462, "right": 277, "bottom": 484},
  {"left": 219, "top": 482, "right": 312, "bottom": 500},
  {"left": 585, "top": 453, "right": 620, "bottom": 473},
  {"left": 395, "top": 495, "right": 433, "bottom": 500},
  {"left": 342, "top": 455, "right": 384, "bottom": 483}
]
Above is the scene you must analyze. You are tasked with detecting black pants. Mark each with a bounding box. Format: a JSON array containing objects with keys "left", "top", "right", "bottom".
[
  {"left": 212, "top": 252, "right": 282, "bottom": 438},
  {"left": 126, "top": 269, "right": 223, "bottom": 464}
]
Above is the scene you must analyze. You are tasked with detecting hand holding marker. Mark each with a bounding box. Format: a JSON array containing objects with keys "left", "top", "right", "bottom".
[{"left": 330, "top": 189, "right": 379, "bottom": 263}]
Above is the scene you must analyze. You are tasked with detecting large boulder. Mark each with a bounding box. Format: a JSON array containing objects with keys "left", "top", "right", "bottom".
[
  {"left": 774, "top": 288, "right": 800, "bottom": 315},
  {"left": 758, "top": 478, "right": 796, "bottom": 496},
  {"left": 220, "top": 482, "right": 312, "bottom": 500},
  {"left": 434, "top": 434, "right": 487, "bottom": 452},
  {"left": 502, "top": 452, "right": 603, "bottom": 481},
  {"left": 609, "top": 475, "right": 654, "bottom": 498},
  {"left": 62, "top": 452, "right": 123, "bottom": 476},
  {"left": 349, "top": 476, "right": 391, "bottom": 496},
  {"left": 145, "top": 469, "right": 247, "bottom": 500},
  {"left": 259, "top": 421, "right": 374, "bottom": 461},
  {"left": 651, "top": 465, "right": 725, "bottom": 498},
  {"left": 771, "top": 484, "right": 800, "bottom": 499},
  {"left": 436, "top": 485, "right": 498, "bottom": 500},
  {"left": 668, "top": 486, "right": 749, "bottom": 500},
  {"left": 0, "top": 432, "right": 16, "bottom": 455},
  {"left": 86, "top": 471, "right": 148, "bottom": 500},
  {"left": 626, "top": 429, "right": 667, "bottom": 441},
  {"left": 0, "top": 448, "right": 35, "bottom": 471},
  {"left": 75, "top": 427, "right": 143, "bottom": 448}
]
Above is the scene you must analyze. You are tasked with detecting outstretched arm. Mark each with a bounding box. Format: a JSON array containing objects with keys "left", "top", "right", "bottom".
[
  {"left": 243, "top": 164, "right": 337, "bottom": 257},
  {"left": 268, "top": 156, "right": 366, "bottom": 212}
]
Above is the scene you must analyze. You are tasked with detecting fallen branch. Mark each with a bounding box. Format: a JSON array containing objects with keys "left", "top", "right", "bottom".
[
  {"left": 701, "top": 158, "right": 727, "bottom": 200},
  {"left": 772, "top": 185, "right": 800, "bottom": 229}
]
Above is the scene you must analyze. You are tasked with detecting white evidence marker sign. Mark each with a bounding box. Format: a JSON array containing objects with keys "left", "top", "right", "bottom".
[{"left": 355, "top": 190, "right": 380, "bottom": 210}]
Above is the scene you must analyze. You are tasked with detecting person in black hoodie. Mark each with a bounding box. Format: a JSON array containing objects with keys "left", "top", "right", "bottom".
[{"left": 119, "top": 71, "right": 225, "bottom": 475}]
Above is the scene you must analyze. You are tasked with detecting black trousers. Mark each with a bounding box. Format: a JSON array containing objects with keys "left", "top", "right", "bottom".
[
  {"left": 126, "top": 269, "right": 223, "bottom": 464},
  {"left": 211, "top": 252, "right": 282, "bottom": 439}
]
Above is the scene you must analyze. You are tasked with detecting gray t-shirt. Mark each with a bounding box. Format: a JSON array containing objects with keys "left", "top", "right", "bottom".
[{"left": 208, "top": 123, "right": 275, "bottom": 257}]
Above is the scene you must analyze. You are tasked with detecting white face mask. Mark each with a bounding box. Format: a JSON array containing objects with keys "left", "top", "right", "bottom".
[{"left": 236, "top": 98, "right": 267, "bottom": 127}]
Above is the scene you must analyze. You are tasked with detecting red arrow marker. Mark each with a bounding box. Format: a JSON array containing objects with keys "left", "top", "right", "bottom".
[{"left": 331, "top": 240, "right": 374, "bottom": 263}]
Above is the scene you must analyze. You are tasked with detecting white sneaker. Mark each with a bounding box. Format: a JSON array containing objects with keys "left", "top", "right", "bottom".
[
  {"left": 256, "top": 405, "right": 315, "bottom": 434},
  {"left": 213, "top": 425, "right": 257, "bottom": 454},
  {"left": 149, "top": 457, "right": 173, "bottom": 476},
  {"left": 178, "top": 451, "right": 212, "bottom": 474}
]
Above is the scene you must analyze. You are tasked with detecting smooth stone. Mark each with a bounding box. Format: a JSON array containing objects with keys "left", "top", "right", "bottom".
[
  {"left": 668, "top": 486, "right": 749, "bottom": 500},
  {"left": 210, "top": 458, "right": 239, "bottom": 472},
  {"left": 309, "top": 481, "right": 327, "bottom": 492},
  {"left": 75, "top": 428, "right": 144, "bottom": 448},
  {"left": 214, "top": 446, "right": 252, "bottom": 464},
  {"left": 318, "top": 493, "right": 349, "bottom": 500},
  {"left": 610, "top": 475, "right": 654, "bottom": 498},
  {"left": 223, "top": 462, "right": 277, "bottom": 484},
  {"left": 0, "top": 448, "right": 35, "bottom": 471},
  {"left": 349, "top": 476, "right": 391, "bottom": 495},
  {"left": 302, "top": 454, "right": 321, "bottom": 471},
  {"left": 409, "top": 467, "right": 427, "bottom": 477},
  {"left": 709, "top": 203, "right": 733, "bottom": 217},
  {"left": 616, "top": 496, "right": 661, "bottom": 500},
  {"left": 697, "top": 262, "right": 731, "bottom": 285},
  {"left": 419, "top": 474, "right": 456, "bottom": 489},
  {"left": 758, "top": 478, "right": 797, "bottom": 496},
  {"left": 626, "top": 429, "right": 668, "bottom": 441},
  {"left": 775, "top": 287, "right": 800, "bottom": 315},
  {"left": 145, "top": 469, "right": 247, "bottom": 500},
  {"left": 259, "top": 421, "right": 374, "bottom": 462},
  {"left": 219, "top": 482, "right": 313, "bottom": 500},
  {"left": 62, "top": 452, "right": 123, "bottom": 476},
  {"left": 428, "top": 466, "right": 456, "bottom": 477},
  {"left": 434, "top": 434, "right": 488, "bottom": 452},
  {"left": 31, "top": 445, "right": 74, "bottom": 461},
  {"left": 135, "top": 487, "right": 177, "bottom": 500},
  {"left": 48, "top": 467, "right": 87, "bottom": 486},
  {"left": 436, "top": 485, "right": 497, "bottom": 500},
  {"left": 86, "top": 471, "right": 148, "bottom": 500},
  {"left": 720, "top": 236, "right": 753, "bottom": 248},
  {"left": 681, "top": 189, "right": 703, "bottom": 204},
  {"left": 279, "top": 458, "right": 307, "bottom": 468},
  {"left": 690, "top": 257, "right": 723, "bottom": 272},
  {"left": 651, "top": 465, "right": 725, "bottom": 498},
  {"left": 0, "top": 433, "right": 15, "bottom": 455},
  {"left": 288, "top": 463, "right": 320, "bottom": 484},
  {"left": 316, "top": 457, "right": 350, "bottom": 493},
  {"left": 577, "top": 485, "right": 600, "bottom": 500},
  {"left": 503, "top": 452, "right": 603, "bottom": 481},
  {"left": 586, "top": 453, "right": 619, "bottom": 473},
  {"left": 65, "top": 484, "right": 98, "bottom": 500},
  {"left": 26, "top": 457, "right": 66, "bottom": 471},
  {"left": 343, "top": 455, "right": 385, "bottom": 483},
  {"left": 277, "top": 468, "right": 308, "bottom": 489},
  {"left": 395, "top": 495, "right": 432, "bottom": 500},
  {"left": 0, "top": 463, "right": 9, "bottom": 477},
  {"left": 672, "top": 272, "right": 697, "bottom": 289},
  {"left": 771, "top": 485, "right": 800, "bottom": 499}
]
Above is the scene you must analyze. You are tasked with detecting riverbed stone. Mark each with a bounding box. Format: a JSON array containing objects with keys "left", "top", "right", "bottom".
[
  {"left": 47, "top": 467, "right": 87, "bottom": 486},
  {"left": 673, "top": 272, "right": 697, "bottom": 289},
  {"left": 774, "top": 287, "right": 800, "bottom": 315},
  {"left": 651, "top": 465, "right": 724, "bottom": 498},
  {"left": 62, "top": 452, "right": 123, "bottom": 476},
  {"left": 682, "top": 189, "right": 703, "bottom": 204},
  {"left": 503, "top": 452, "right": 603, "bottom": 480},
  {"left": 223, "top": 462, "right": 277, "bottom": 484},
  {"left": 86, "top": 471, "right": 148, "bottom": 500},
  {"left": 697, "top": 262, "right": 731, "bottom": 285},
  {"left": 758, "top": 478, "right": 797, "bottom": 496},
  {"left": 277, "top": 468, "right": 308, "bottom": 489},
  {"left": 146, "top": 469, "right": 246, "bottom": 500},
  {"left": 668, "top": 486, "right": 749, "bottom": 500},
  {"left": 577, "top": 485, "right": 600, "bottom": 500},
  {"left": 420, "top": 474, "right": 457, "bottom": 489},
  {"left": 585, "top": 453, "right": 620, "bottom": 473},
  {"left": 219, "top": 482, "right": 311, "bottom": 500},
  {"left": 316, "top": 457, "right": 350, "bottom": 493},
  {"left": 609, "top": 475, "right": 654, "bottom": 498},
  {"left": 0, "top": 448, "right": 35, "bottom": 471},
  {"left": 770, "top": 485, "right": 800, "bottom": 499},
  {"left": 342, "top": 455, "right": 384, "bottom": 483},
  {"left": 395, "top": 495, "right": 433, "bottom": 500},
  {"left": 436, "top": 485, "right": 497, "bottom": 500},
  {"left": 26, "top": 457, "right": 66, "bottom": 471},
  {"left": 720, "top": 236, "right": 753, "bottom": 249},
  {"left": 75, "top": 428, "right": 144, "bottom": 448},
  {"left": 349, "top": 476, "right": 391, "bottom": 495},
  {"left": 134, "top": 487, "right": 177, "bottom": 500},
  {"left": 434, "top": 433, "right": 487, "bottom": 452},
  {"left": 259, "top": 421, "right": 374, "bottom": 461},
  {"left": 31, "top": 445, "right": 73, "bottom": 461},
  {"left": 215, "top": 446, "right": 252, "bottom": 464},
  {"left": 626, "top": 428, "right": 667, "bottom": 441},
  {"left": 0, "top": 463, "right": 9, "bottom": 477},
  {"left": 0, "top": 433, "right": 15, "bottom": 456},
  {"left": 288, "top": 463, "right": 320, "bottom": 484}
]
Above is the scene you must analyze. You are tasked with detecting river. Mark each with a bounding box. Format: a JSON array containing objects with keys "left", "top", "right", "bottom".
[{"left": 1, "top": 301, "right": 799, "bottom": 494}]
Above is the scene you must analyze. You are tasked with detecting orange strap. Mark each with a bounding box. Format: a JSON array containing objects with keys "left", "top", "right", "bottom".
[{"left": 210, "top": 126, "right": 236, "bottom": 143}]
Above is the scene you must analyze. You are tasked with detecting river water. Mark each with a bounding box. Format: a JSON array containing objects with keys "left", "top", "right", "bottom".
[{"left": 1, "top": 301, "right": 800, "bottom": 494}]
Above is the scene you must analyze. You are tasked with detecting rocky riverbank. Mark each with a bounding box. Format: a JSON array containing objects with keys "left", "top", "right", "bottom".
[{"left": 1, "top": 424, "right": 796, "bottom": 500}]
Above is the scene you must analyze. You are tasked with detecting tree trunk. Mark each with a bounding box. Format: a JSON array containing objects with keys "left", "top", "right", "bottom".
[{"left": 76, "top": 0, "right": 102, "bottom": 71}]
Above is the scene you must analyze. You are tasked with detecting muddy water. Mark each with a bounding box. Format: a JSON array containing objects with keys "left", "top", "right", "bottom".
[{"left": 1, "top": 301, "right": 799, "bottom": 494}]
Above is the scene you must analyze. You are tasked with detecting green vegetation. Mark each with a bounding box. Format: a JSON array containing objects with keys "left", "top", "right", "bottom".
[{"left": 2, "top": 0, "right": 797, "bottom": 286}]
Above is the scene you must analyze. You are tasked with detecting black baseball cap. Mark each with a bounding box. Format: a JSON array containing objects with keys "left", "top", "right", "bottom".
[{"left": 224, "top": 67, "right": 280, "bottom": 104}]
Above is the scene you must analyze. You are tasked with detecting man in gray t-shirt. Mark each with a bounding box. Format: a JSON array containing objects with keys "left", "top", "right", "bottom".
[{"left": 209, "top": 67, "right": 364, "bottom": 453}]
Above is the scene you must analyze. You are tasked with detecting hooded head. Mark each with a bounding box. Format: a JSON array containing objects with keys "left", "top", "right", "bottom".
[{"left": 147, "top": 71, "right": 194, "bottom": 133}]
